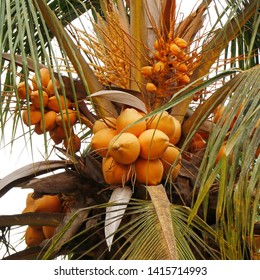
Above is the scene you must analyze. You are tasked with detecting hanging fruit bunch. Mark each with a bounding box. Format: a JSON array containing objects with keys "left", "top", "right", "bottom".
[
  {"left": 141, "top": 37, "right": 200, "bottom": 98},
  {"left": 17, "top": 68, "right": 81, "bottom": 154},
  {"left": 22, "top": 192, "right": 65, "bottom": 247},
  {"left": 91, "top": 107, "right": 182, "bottom": 186}
]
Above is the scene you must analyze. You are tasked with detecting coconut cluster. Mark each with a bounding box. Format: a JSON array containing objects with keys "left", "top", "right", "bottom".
[
  {"left": 22, "top": 193, "right": 65, "bottom": 247},
  {"left": 141, "top": 37, "right": 199, "bottom": 96},
  {"left": 17, "top": 68, "right": 80, "bottom": 154},
  {"left": 91, "top": 108, "right": 182, "bottom": 186}
]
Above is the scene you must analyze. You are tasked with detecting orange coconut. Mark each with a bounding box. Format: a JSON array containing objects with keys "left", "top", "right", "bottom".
[
  {"left": 56, "top": 109, "right": 77, "bottom": 127},
  {"left": 116, "top": 108, "right": 146, "bottom": 137},
  {"left": 25, "top": 226, "right": 46, "bottom": 247},
  {"left": 146, "top": 111, "right": 175, "bottom": 138},
  {"left": 138, "top": 129, "right": 169, "bottom": 160},
  {"left": 22, "top": 193, "right": 35, "bottom": 214},
  {"left": 22, "top": 108, "right": 42, "bottom": 126},
  {"left": 135, "top": 158, "right": 164, "bottom": 185},
  {"left": 32, "top": 68, "right": 51, "bottom": 90},
  {"left": 108, "top": 132, "right": 140, "bottom": 164},
  {"left": 30, "top": 90, "right": 49, "bottom": 108},
  {"left": 42, "top": 226, "right": 57, "bottom": 239},
  {"left": 189, "top": 140, "right": 206, "bottom": 152},
  {"left": 63, "top": 134, "right": 81, "bottom": 154},
  {"left": 17, "top": 81, "right": 32, "bottom": 99},
  {"left": 47, "top": 95, "right": 71, "bottom": 112},
  {"left": 46, "top": 78, "right": 60, "bottom": 96},
  {"left": 167, "top": 163, "right": 181, "bottom": 181},
  {"left": 93, "top": 117, "right": 117, "bottom": 134},
  {"left": 169, "top": 117, "right": 182, "bottom": 145},
  {"left": 40, "top": 110, "right": 57, "bottom": 132},
  {"left": 161, "top": 145, "right": 181, "bottom": 173},
  {"left": 102, "top": 156, "right": 132, "bottom": 185},
  {"left": 91, "top": 128, "right": 118, "bottom": 157},
  {"left": 49, "top": 126, "right": 69, "bottom": 144},
  {"left": 33, "top": 195, "right": 62, "bottom": 213},
  {"left": 34, "top": 122, "right": 44, "bottom": 135}
]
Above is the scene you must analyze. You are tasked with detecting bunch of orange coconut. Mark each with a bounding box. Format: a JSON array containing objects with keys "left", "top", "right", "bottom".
[
  {"left": 22, "top": 193, "right": 64, "bottom": 248},
  {"left": 17, "top": 68, "right": 80, "bottom": 154},
  {"left": 141, "top": 36, "right": 198, "bottom": 96},
  {"left": 91, "top": 107, "right": 182, "bottom": 186}
]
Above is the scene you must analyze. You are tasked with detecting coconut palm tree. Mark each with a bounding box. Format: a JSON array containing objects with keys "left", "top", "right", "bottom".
[{"left": 0, "top": 0, "right": 259, "bottom": 260}]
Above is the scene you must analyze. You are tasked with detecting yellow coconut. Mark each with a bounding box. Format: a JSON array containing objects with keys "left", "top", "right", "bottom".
[
  {"left": 17, "top": 81, "right": 32, "bottom": 100},
  {"left": 146, "top": 111, "right": 175, "bottom": 138},
  {"left": 47, "top": 95, "right": 71, "bottom": 112},
  {"left": 173, "top": 37, "right": 188, "bottom": 49},
  {"left": 161, "top": 145, "right": 181, "bottom": 173},
  {"left": 63, "top": 134, "right": 81, "bottom": 154},
  {"left": 116, "top": 108, "right": 146, "bottom": 137},
  {"left": 138, "top": 129, "right": 169, "bottom": 160},
  {"left": 108, "top": 132, "right": 140, "bottom": 164},
  {"left": 141, "top": 66, "right": 153, "bottom": 77},
  {"left": 169, "top": 117, "right": 182, "bottom": 145},
  {"left": 135, "top": 158, "right": 164, "bottom": 185},
  {"left": 30, "top": 90, "right": 49, "bottom": 108},
  {"left": 170, "top": 43, "right": 181, "bottom": 55},
  {"left": 32, "top": 68, "right": 51, "bottom": 90},
  {"left": 33, "top": 195, "right": 62, "bottom": 213},
  {"left": 91, "top": 128, "right": 118, "bottom": 157},
  {"left": 25, "top": 226, "right": 46, "bottom": 247},
  {"left": 56, "top": 109, "right": 77, "bottom": 127},
  {"left": 146, "top": 82, "right": 157, "bottom": 92},
  {"left": 22, "top": 108, "right": 42, "bottom": 126},
  {"left": 93, "top": 117, "right": 117, "bottom": 134},
  {"left": 102, "top": 156, "right": 132, "bottom": 185},
  {"left": 40, "top": 110, "right": 57, "bottom": 132}
]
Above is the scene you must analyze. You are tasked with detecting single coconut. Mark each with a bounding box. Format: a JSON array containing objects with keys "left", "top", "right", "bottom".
[
  {"left": 135, "top": 158, "right": 164, "bottom": 185},
  {"left": 22, "top": 107, "right": 42, "bottom": 126},
  {"left": 30, "top": 90, "right": 49, "bottom": 108},
  {"left": 91, "top": 128, "right": 118, "bottom": 157},
  {"left": 161, "top": 145, "right": 181, "bottom": 173},
  {"left": 102, "top": 156, "right": 132, "bottom": 185},
  {"left": 40, "top": 110, "right": 57, "bottom": 132},
  {"left": 25, "top": 226, "right": 46, "bottom": 247},
  {"left": 32, "top": 68, "right": 51, "bottom": 90},
  {"left": 33, "top": 195, "right": 62, "bottom": 213},
  {"left": 146, "top": 111, "right": 175, "bottom": 138},
  {"left": 42, "top": 226, "right": 57, "bottom": 239},
  {"left": 108, "top": 132, "right": 140, "bottom": 164},
  {"left": 63, "top": 134, "right": 81, "bottom": 154},
  {"left": 93, "top": 117, "right": 117, "bottom": 133},
  {"left": 17, "top": 81, "right": 32, "bottom": 99},
  {"left": 47, "top": 95, "right": 71, "bottom": 112},
  {"left": 56, "top": 109, "right": 77, "bottom": 127},
  {"left": 46, "top": 78, "right": 60, "bottom": 96},
  {"left": 138, "top": 129, "right": 169, "bottom": 160},
  {"left": 173, "top": 37, "right": 188, "bottom": 49},
  {"left": 116, "top": 108, "right": 146, "bottom": 137},
  {"left": 169, "top": 117, "right": 182, "bottom": 145}
]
